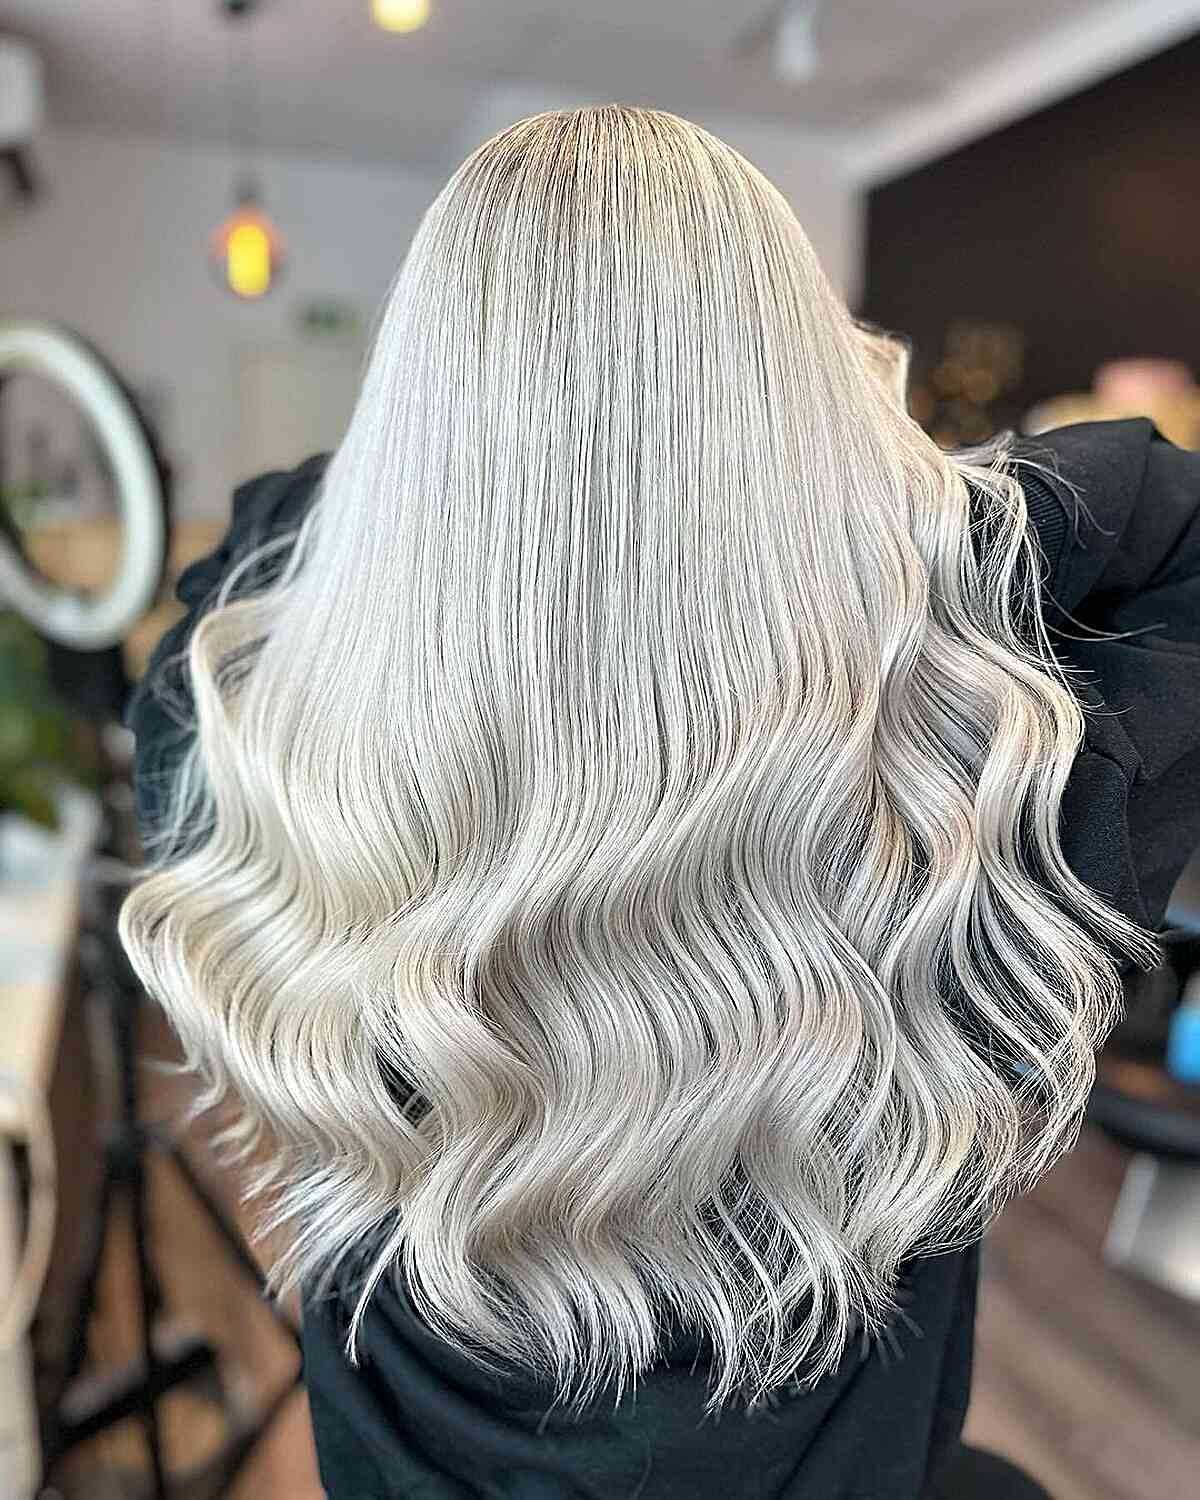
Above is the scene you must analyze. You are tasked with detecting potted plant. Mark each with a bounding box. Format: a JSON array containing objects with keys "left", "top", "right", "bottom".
[{"left": 0, "top": 607, "right": 104, "bottom": 867}]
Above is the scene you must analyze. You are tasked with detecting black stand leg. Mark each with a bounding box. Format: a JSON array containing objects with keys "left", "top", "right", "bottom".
[{"left": 38, "top": 837, "right": 301, "bottom": 1499}]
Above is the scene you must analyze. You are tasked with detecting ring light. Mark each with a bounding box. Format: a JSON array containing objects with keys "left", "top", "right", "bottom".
[{"left": 0, "top": 319, "right": 166, "bottom": 650}]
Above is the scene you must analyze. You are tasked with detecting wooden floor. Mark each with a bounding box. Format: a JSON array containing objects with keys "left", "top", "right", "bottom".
[
  {"left": 966, "top": 1129, "right": 1200, "bottom": 1500},
  {"left": 36, "top": 988, "right": 1200, "bottom": 1500}
]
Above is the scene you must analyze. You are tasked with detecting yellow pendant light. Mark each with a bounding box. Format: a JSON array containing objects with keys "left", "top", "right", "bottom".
[
  {"left": 211, "top": 0, "right": 284, "bottom": 299},
  {"left": 372, "top": 0, "right": 431, "bottom": 34},
  {"left": 210, "top": 180, "right": 285, "bottom": 299}
]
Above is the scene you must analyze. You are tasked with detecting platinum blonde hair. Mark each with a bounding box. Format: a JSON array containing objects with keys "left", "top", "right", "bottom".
[{"left": 117, "top": 105, "right": 1161, "bottom": 1419}]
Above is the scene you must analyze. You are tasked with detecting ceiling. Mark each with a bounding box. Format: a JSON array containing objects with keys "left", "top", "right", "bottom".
[{"left": 0, "top": 0, "right": 1186, "bottom": 178}]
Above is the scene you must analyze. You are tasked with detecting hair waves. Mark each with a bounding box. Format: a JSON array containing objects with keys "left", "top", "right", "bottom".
[{"left": 117, "top": 105, "right": 1161, "bottom": 1420}]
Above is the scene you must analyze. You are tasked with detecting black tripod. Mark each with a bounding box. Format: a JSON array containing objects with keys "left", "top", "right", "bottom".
[{"left": 35, "top": 656, "right": 303, "bottom": 1500}]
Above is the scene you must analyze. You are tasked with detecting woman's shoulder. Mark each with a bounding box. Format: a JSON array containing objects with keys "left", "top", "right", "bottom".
[
  {"left": 122, "top": 451, "right": 332, "bottom": 847},
  {"left": 172, "top": 450, "right": 332, "bottom": 611}
]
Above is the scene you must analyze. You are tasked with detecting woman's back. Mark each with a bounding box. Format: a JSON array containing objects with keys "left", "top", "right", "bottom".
[
  {"left": 123, "top": 415, "right": 1200, "bottom": 1499},
  {"left": 117, "top": 104, "right": 1200, "bottom": 1499}
]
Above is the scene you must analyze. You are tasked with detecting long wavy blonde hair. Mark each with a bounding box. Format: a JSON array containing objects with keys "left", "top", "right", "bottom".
[{"left": 117, "top": 104, "right": 1161, "bottom": 1420}]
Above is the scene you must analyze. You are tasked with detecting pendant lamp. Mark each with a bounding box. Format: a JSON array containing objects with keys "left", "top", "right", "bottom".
[{"left": 210, "top": 0, "right": 284, "bottom": 298}]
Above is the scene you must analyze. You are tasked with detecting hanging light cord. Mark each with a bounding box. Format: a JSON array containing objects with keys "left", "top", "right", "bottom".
[{"left": 224, "top": 0, "right": 261, "bottom": 201}]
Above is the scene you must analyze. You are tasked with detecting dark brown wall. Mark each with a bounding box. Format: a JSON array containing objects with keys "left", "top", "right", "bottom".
[{"left": 858, "top": 29, "right": 1200, "bottom": 427}]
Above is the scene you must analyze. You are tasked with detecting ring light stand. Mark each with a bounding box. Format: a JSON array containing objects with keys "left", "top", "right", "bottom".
[{"left": 0, "top": 320, "right": 301, "bottom": 1500}]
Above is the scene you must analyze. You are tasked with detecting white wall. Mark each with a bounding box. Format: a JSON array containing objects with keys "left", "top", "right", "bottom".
[
  {"left": 0, "top": 127, "right": 440, "bottom": 520},
  {"left": 0, "top": 113, "right": 862, "bottom": 521}
]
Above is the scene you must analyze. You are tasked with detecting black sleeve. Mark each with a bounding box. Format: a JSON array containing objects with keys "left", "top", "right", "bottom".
[
  {"left": 1036, "top": 421, "right": 1200, "bottom": 933},
  {"left": 122, "top": 452, "right": 330, "bottom": 851}
]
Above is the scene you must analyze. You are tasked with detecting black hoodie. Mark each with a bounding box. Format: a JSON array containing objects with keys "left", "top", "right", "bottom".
[{"left": 124, "top": 418, "right": 1200, "bottom": 1500}]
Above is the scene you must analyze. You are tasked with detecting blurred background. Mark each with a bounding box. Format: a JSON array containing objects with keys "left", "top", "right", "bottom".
[{"left": 1, "top": 3, "right": 1199, "bottom": 1498}]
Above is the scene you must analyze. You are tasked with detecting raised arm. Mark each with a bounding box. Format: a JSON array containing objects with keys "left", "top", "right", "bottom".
[{"left": 1027, "top": 419, "right": 1200, "bottom": 933}]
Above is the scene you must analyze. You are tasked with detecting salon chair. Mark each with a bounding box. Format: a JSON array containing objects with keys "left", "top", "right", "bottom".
[{"left": 1085, "top": 845, "right": 1200, "bottom": 1297}]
